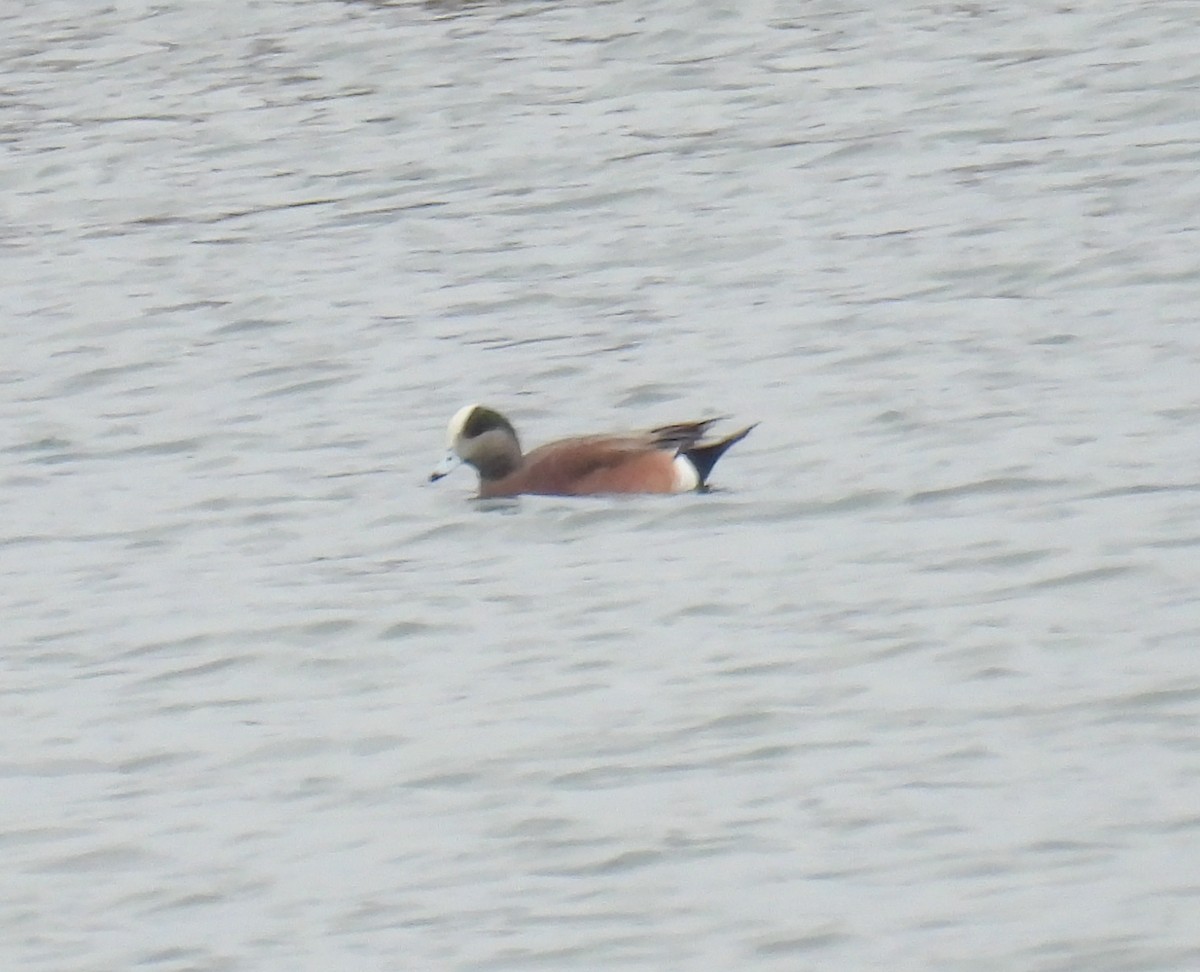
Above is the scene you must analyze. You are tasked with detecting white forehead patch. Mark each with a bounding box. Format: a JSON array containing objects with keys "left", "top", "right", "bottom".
[{"left": 446, "top": 403, "right": 481, "bottom": 447}]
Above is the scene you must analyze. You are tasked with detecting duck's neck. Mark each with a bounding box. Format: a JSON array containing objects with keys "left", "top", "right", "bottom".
[{"left": 472, "top": 435, "right": 521, "bottom": 481}]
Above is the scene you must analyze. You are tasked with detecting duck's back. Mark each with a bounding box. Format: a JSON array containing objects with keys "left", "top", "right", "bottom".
[{"left": 480, "top": 436, "right": 679, "bottom": 497}]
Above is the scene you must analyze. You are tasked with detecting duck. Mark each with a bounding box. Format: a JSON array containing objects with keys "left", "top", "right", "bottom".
[{"left": 430, "top": 404, "right": 755, "bottom": 498}]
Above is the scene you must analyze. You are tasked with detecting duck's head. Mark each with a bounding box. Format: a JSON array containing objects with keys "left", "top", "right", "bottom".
[{"left": 430, "top": 404, "right": 522, "bottom": 483}]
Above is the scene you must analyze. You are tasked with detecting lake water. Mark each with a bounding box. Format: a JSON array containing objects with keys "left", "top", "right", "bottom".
[{"left": 3, "top": 1, "right": 1199, "bottom": 969}]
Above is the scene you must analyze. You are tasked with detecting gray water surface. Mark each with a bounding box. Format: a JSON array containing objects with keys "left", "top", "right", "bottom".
[{"left": 3, "top": 1, "right": 1199, "bottom": 970}]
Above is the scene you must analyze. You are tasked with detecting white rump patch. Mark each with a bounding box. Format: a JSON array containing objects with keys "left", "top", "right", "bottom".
[{"left": 672, "top": 454, "right": 700, "bottom": 492}]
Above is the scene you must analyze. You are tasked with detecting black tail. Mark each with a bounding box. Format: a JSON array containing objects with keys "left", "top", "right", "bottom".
[{"left": 682, "top": 424, "right": 756, "bottom": 486}]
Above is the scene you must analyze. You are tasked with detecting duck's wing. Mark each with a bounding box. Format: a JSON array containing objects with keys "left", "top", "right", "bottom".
[{"left": 645, "top": 418, "right": 729, "bottom": 452}]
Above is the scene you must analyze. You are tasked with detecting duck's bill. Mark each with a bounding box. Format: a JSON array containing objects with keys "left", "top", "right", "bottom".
[{"left": 429, "top": 452, "right": 461, "bottom": 482}]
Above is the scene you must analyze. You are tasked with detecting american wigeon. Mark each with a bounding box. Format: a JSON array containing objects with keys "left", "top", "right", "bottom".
[{"left": 430, "top": 404, "right": 755, "bottom": 498}]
